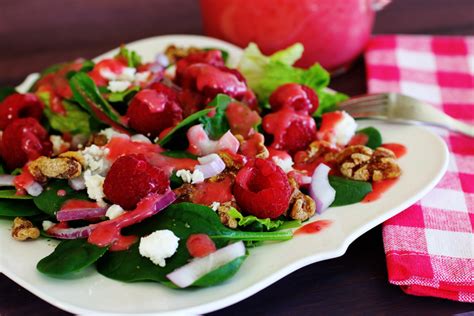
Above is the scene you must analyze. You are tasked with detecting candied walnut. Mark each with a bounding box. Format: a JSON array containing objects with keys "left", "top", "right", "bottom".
[
  {"left": 236, "top": 134, "right": 269, "bottom": 159},
  {"left": 164, "top": 45, "right": 203, "bottom": 64},
  {"left": 294, "top": 140, "right": 340, "bottom": 169},
  {"left": 87, "top": 134, "right": 108, "bottom": 147},
  {"left": 218, "top": 151, "right": 246, "bottom": 171},
  {"left": 59, "top": 151, "right": 86, "bottom": 166},
  {"left": 11, "top": 217, "right": 40, "bottom": 241},
  {"left": 337, "top": 145, "right": 401, "bottom": 181},
  {"left": 173, "top": 183, "right": 194, "bottom": 203},
  {"left": 28, "top": 155, "right": 82, "bottom": 182},
  {"left": 287, "top": 183, "right": 316, "bottom": 221},
  {"left": 217, "top": 201, "right": 239, "bottom": 229}
]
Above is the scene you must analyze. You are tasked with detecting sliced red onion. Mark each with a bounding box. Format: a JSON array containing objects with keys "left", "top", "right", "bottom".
[
  {"left": 25, "top": 181, "right": 43, "bottom": 197},
  {"left": 155, "top": 53, "right": 169, "bottom": 68},
  {"left": 195, "top": 154, "right": 226, "bottom": 179},
  {"left": 56, "top": 206, "right": 107, "bottom": 222},
  {"left": 309, "top": 164, "right": 336, "bottom": 214},
  {"left": 187, "top": 124, "right": 239, "bottom": 156},
  {"left": 68, "top": 176, "right": 86, "bottom": 191},
  {"left": 47, "top": 223, "right": 97, "bottom": 239},
  {"left": 217, "top": 130, "right": 239, "bottom": 154},
  {"left": 166, "top": 241, "right": 245, "bottom": 288},
  {"left": 0, "top": 175, "right": 14, "bottom": 187}
]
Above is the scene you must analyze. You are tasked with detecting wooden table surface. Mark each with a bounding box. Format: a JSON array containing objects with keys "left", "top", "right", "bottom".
[{"left": 0, "top": 0, "right": 473, "bottom": 315}]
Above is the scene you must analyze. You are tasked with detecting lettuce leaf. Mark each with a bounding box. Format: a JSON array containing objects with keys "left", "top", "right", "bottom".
[
  {"left": 38, "top": 92, "right": 91, "bottom": 135},
  {"left": 227, "top": 207, "right": 284, "bottom": 231},
  {"left": 238, "top": 43, "right": 348, "bottom": 115},
  {"left": 115, "top": 46, "right": 142, "bottom": 68}
]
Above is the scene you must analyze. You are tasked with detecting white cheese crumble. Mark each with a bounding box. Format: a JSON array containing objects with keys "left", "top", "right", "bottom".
[
  {"left": 108, "top": 80, "right": 131, "bottom": 93},
  {"left": 81, "top": 145, "right": 110, "bottom": 175},
  {"left": 210, "top": 202, "right": 221, "bottom": 211},
  {"left": 332, "top": 111, "right": 358, "bottom": 146},
  {"left": 106, "top": 204, "right": 125, "bottom": 220},
  {"left": 272, "top": 156, "right": 294, "bottom": 173},
  {"left": 99, "top": 128, "right": 129, "bottom": 142},
  {"left": 134, "top": 71, "right": 151, "bottom": 83},
  {"left": 49, "top": 135, "right": 70, "bottom": 155},
  {"left": 83, "top": 170, "right": 106, "bottom": 207},
  {"left": 130, "top": 134, "right": 151, "bottom": 143},
  {"left": 176, "top": 169, "right": 205, "bottom": 184},
  {"left": 42, "top": 220, "right": 55, "bottom": 231},
  {"left": 139, "top": 230, "right": 180, "bottom": 267}
]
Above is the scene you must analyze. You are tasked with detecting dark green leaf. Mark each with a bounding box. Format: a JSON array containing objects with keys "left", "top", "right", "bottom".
[
  {"left": 38, "top": 92, "right": 91, "bottom": 135},
  {"left": 40, "top": 63, "right": 65, "bottom": 76},
  {"left": 0, "top": 164, "right": 4, "bottom": 175},
  {"left": 108, "top": 86, "right": 140, "bottom": 103},
  {"left": 158, "top": 108, "right": 212, "bottom": 146},
  {"left": 199, "top": 94, "right": 232, "bottom": 139},
  {"left": 161, "top": 151, "right": 197, "bottom": 159},
  {"left": 69, "top": 72, "right": 127, "bottom": 129},
  {"left": 357, "top": 127, "right": 382, "bottom": 149},
  {"left": 10, "top": 168, "right": 22, "bottom": 176},
  {"left": 0, "top": 190, "right": 32, "bottom": 200},
  {"left": 0, "top": 86, "right": 16, "bottom": 102},
  {"left": 80, "top": 60, "right": 95, "bottom": 72},
  {"left": 33, "top": 180, "right": 89, "bottom": 216},
  {"left": 97, "top": 203, "right": 292, "bottom": 285},
  {"left": 37, "top": 239, "right": 108, "bottom": 277},
  {"left": 192, "top": 255, "right": 247, "bottom": 287},
  {"left": 0, "top": 199, "right": 42, "bottom": 217},
  {"left": 169, "top": 171, "right": 184, "bottom": 189},
  {"left": 116, "top": 46, "right": 142, "bottom": 68},
  {"left": 329, "top": 176, "right": 372, "bottom": 207}
]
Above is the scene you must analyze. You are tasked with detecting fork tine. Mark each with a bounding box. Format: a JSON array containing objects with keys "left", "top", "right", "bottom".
[
  {"left": 338, "top": 93, "right": 389, "bottom": 107},
  {"left": 340, "top": 99, "right": 388, "bottom": 114}
]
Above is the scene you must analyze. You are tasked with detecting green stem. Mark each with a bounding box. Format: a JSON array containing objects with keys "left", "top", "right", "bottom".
[{"left": 211, "top": 230, "right": 293, "bottom": 241}]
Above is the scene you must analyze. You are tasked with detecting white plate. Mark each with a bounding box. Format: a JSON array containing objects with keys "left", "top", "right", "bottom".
[{"left": 0, "top": 35, "right": 449, "bottom": 315}]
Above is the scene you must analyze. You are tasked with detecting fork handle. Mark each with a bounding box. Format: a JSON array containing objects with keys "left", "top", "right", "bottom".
[{"left": 444, "top": 116, "right": 474, "bottom": 137}]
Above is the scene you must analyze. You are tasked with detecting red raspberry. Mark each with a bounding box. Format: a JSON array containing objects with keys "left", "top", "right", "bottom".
[
  {"left": 233, "top": 158, "right": 291, "bottom": 219},
  {"left": 0, "top": 93, "right": 44, "bottom": 129},
  {"left": 186, "top": 233, "right": 216, "bottom": 258},
  {"left": 149, "top": 82, "right": 179, "bottom": 103},
  {"left": 269, "top": 83, "right": 319, "bottom": 115},
  {"left": 103, "top": 154, "right": 169, "bottom": 210},
  {"left": 1, "top": 118, "right": 52, "bottom": 170},
  {"left": 126, "top": 89, "right": 183, "bottom": 137},
  {"left": 263, "top": 108, "right": 317, "bottom": 154},
  {"left": 175, "top": 50, "right": 225, "bottom": 85}
]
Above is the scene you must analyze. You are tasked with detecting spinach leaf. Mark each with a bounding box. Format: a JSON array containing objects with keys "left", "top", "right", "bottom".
[
  {"left": 192, "top": 255, "right": 247, "bottom": 287},
  {"left": 0, "top": 190, "right": 32, "bottom": 199},
  {"left": 37, "top": 239, "right": 108, "bottom": 277},
  {"left": 80, "top": 60, "right": 95, "bottom": 72},
  {"left": 204, "top": 47, "right": 229, "bottom": 63},
  {"left": 116, "top": 46, "right": 142, "bottom": 68},
  {"left": 97, "top": 203, "right": 292, "bottom": 285},
  {"left": 161, "top": 150, "right": 197, "bottom": 159},
  {"left": 108, "top": 86, "right": 140, "bottom": 103},
  {"left": 158, "top": 108, "right": 213, "bottom": 146},
  {"left": 0, "top": 86, "right": 16, "bottom": 102},
  {"left": 357, "top": 126, "right": 382, "bottom": 149},
  {"left": 227, "top": 208, "right": 285, "bottom": 231},
  {"left": 69, "top": 72, "right": 127, "bottom": 130},
  {"left": 33, "top": 180, "right": 89, "bottom": 216},
  {"left": 329, "top": 176, "right": 372, "bottom": 207},
  {"left": 38, "top": 92, "right": 91, "bottom": 135},
  {"left": 0, "top": 199, "right": 42, "bottom": 217},
  {"left": 199, "top": 94, "right": 232, "bottom": 139}
]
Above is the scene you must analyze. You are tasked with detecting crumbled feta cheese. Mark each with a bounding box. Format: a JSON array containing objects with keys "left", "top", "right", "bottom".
[
  {"left": 210, "top": 202, "right": 220, "bottom": 211},
  {"left": 139, "top": 230, "right": 180, "bottom": 267},
  {"left": 82, "top": 145, "right": 110, "bottom": 175},
  {"left": 134, "top": 71, "right": 151, "bottom": 83},
  {"left": 42, "top": 220, "right": 54, "bottom": 231},
  {"left": 272, "top": 156, "right": 294, "bottom": 173},
  {"left": 108, "top": 80, "right": 131, "bottom": 93},
  {"left": 99, "top": 128, "right": 129, "bottom": 142},
  {"left": 83, "top": 170, "right": 106, "bottom": 207},
  {"left": 100, "top": 68, "right": 118, "bottom": 81},
  {"left": 50, "top": 135, "right": 70, "bottom": 155},
  {"left": 106, "top": 204, "right": 125, "bottom": 220},
  {"left": 176, "top": 169, "right": 205, "bottom": 184},
  {"left": 118, "top": 67, "right": 136, "bottom": 82},
  {"left": 130, "top": 134, "right": 151, "bottom": 143},
  {"left": 332, "top": 111, "right": 357, "bottom": 146}
]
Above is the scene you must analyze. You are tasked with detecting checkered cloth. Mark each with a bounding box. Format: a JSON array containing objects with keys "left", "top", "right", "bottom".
[{"left": 365, "top": 35, "right": 474, "bottom": 302}]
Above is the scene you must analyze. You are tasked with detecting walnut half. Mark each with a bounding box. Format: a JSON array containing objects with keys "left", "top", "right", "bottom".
[
  {"left": 28, "top": 152, "right": 83, "bottom": 182},
  {"left": 11, "top": 217, "right": 40, "bottom": 241},
  {"left": 337, "top": 145, "right": 401, "bottom": 182},
  {"left": 286, "top": 177, "right": 316, "bottom": 221}
]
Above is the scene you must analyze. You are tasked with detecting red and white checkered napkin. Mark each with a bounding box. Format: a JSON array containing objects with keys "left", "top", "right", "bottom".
[{"left": 365, "top": 35, "right": 474, "bottom": 302}]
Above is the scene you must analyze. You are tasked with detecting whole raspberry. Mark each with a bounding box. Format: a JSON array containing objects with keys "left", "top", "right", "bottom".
[
  {"left": 175, "top": 50, "right": 225, "bottom": 85},
  {"left": 1, "top": 118, "right": 52, "bottom": 170},
  {"left": 269, "top": 83, "right": 319, "bottom": 115},
  {"left": 103, "top": 154, "right": 170, "bottom": 210},
  {"left": 233, "top": 158, "right": 291, "bottom": 219},
  {"left": 0, "top": 93, "right": 44, "bottom": 129},
  {"left": 263, "top": 108, "right": 317, "bottom": 154},
  {"left": 126, "top": 89, "right": 183, "bottom": 138}
]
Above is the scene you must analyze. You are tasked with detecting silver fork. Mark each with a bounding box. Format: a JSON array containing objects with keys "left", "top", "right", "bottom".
[{"left": 338, "top": 93, "right": 474, "bottom": 137}]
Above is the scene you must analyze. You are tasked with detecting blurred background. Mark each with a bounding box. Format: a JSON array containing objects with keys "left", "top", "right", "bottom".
[{"left": 0, "top": 0, "right": 473, "bottom": 88}]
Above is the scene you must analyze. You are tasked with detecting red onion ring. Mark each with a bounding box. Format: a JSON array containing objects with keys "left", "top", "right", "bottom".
[{"left": 309, "top": 164, "right": 336, "bottom": 214}]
